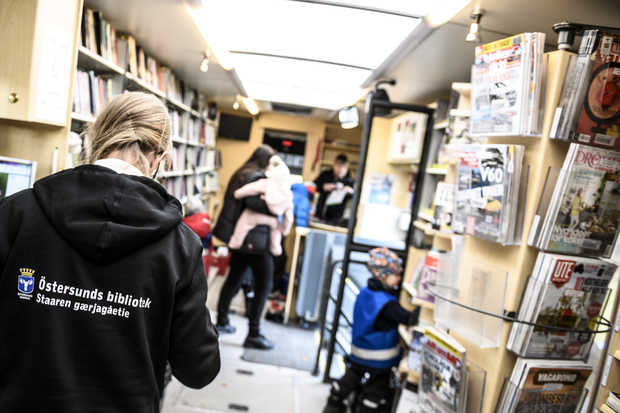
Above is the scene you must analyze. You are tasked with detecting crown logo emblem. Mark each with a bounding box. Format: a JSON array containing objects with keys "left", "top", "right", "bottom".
[{"left": 19, "top": 268, "right": 35, "bottom": 277}]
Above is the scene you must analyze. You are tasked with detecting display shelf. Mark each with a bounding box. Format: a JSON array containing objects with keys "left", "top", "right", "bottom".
[
  {"left": 191, "top": 109, "right": 202, "bottom": 118},
  {"left": 424, "top": 167, "right": 448, "bottom": 175},
  {"left": 600, "top": 404, "right": 616, "bottom": 413},
  {"left": 494, "top": 377, "right": 588, "bottom": 413},
  {"left": 398, "top": 324, "right": 412, "bottom": 346},
  {"left": 450, "top": 108, "right": 470, "bottom": 117},
  {"left": 323, "top": 143, "right": 360, "bottom": 152},
  {"left": 166, "top": 97, "right": 192, "bottom": 114},
  {"left": 417, "top": 210, "right": 435, "bottom": 223},
  {"left": 402, "top": 282, "right": 415, "bottom": 297},
  {"left": 195, "top": 166, "right": 214, "bottom": 174},
  {"left": 77, "top": 45, "right": 125, "bottom": 75},
  {"left": 320, "top": 160, "right": 357, "bottom": 169},
  {"left": 171, "top": 137, "right": 187, "bottom": 145},
  {"left": 124, "top": 72, "right": 166, "bottom": 98},
  {"left": 161, "top": 170, "right": 188, "bottom": 178},
  {"left": 71, "top": 112, "right": 96, "bottom": 123}
]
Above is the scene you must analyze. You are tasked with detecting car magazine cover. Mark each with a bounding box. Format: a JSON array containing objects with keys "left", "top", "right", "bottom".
[
  {"left": 453, "top": 144, "right": 514, "bottom": 243},
  {"left": 471, "top": 34, "right": 528, "bottom": 136},
  {"left": 512, "top": 362, "right": 592, "bottom": 413},
  {"left": 420, "top": 327, "right": 466, "bottom": 413},
  {"left": 570, "top": 33, "right": 620, "bottom": 149},
  {"left": 522, "top": 255, "right": 615, "bottom": 359},
  {"left": 542, "top": 145, "right": 620, "bottom": 258}
]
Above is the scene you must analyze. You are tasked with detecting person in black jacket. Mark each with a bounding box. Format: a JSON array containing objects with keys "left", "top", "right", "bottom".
[
  {"left": 314, "top": 153, "right": 355, "bottom": 226},
  {"left": 212, "top": 144, "right": 277, "bottom": 349},
  {"left": 0, "top": 92, "right": 220, "bottom": 413}
]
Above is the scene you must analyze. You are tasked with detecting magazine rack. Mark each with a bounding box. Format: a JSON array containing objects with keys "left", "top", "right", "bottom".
[
  {"left": 420, "top": 360, "right": 487, "bottom": 413},
  {"left": 508, "top": 275, "right": 612, "bottom": 361},
  {"left": 549, "top": 54, "right": 579, "bottom": 140},
  {"left": 433, "top": 254, "right": 509, "bottom": 348},
  {"left": 493, "top": 377, "right": 588, "bottom": 413},
  {"left": 453, "top": 164, "right": 530, "bottom": 246},
  {"left": 527, "top": 165, "right": 620, "bottom": 259}
]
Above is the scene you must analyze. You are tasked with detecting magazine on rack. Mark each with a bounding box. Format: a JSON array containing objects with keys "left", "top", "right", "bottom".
[
  {"left": 508, "top": 252, "right": 615, "bottom": 359},
  {"left": 552, "top": 30, "right": 620, "bottom": 149},
  {"left": 470, "top": 32, "right": 546, "bottom": 137},
  {"left": 500, "top": 358, "right": 592, "bottom": 413},
  {"left": 409, "top": 252, "right": 439, "bottom": 305},
  {"left": 453, "top": 144, "right": 524, "bottom": 244},
  {"left": 420, "top": 327, "right": 467, "bottom": 413},
  {"left": 529, "top": 144, "right": 620, "bottom": 258},
  {"left": 433, "top": 181, "right": 454, "bottom": 231}
]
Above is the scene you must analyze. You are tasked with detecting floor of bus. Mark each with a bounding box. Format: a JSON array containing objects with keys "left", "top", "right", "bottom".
[{"left": 161, "top": 271, "right": 332, "bottom": 413}]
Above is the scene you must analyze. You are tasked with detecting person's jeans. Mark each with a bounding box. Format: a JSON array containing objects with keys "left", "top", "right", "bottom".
[{"left": 217, "top": 250, "right": 273, "bottom": 337}]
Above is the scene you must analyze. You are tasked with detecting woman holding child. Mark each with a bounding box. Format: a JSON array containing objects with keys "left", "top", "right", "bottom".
[{"left": 212, "top": 144, "right": 283, "bottom": 350}]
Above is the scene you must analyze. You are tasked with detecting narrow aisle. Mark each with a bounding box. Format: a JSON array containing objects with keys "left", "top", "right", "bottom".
[{"left": 161, "top": 310, "right": 331, "bottom": 412}]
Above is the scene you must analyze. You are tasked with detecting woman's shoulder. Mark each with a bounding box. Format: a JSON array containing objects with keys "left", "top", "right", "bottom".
[{"left": 243, "top": 170, "right": 267, "bottom": 184}]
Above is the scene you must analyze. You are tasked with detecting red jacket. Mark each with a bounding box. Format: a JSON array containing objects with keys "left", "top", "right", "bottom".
[{"left": 183, "top": 213, "right": 211, "bottom": 239}]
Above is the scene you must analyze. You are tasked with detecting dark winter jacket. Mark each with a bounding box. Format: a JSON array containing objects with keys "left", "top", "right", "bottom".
[
  {"left": 0, "top": 165, "right": 220, "bottom": 413},
  {"left": 314, "top": 170, "right": 355, "bottom": 221},
  {"left": 212, "top": 170, "right": 271, "bottom": 243},
  {"left": 291, "top": 183, "right": 310, "bottom": 228}
]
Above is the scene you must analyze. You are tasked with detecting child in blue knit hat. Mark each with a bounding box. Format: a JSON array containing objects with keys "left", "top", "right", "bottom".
[{"left": 323, "top": 247, "right": 420, "bottom": 413}]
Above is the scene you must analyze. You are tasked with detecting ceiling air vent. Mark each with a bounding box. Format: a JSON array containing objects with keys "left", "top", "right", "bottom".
[{"left": 271, "top": 103, "right": 314, "bottom": 116}]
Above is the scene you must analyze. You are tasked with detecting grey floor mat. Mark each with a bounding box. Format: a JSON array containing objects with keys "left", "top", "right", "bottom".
[{"left": 241, "top": 320, "right": 318, "bottom": 372}]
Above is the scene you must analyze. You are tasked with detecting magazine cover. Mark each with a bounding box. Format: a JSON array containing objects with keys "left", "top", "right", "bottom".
[
  {"left": 542, "top": 145, "right": 620, "bottom": 257},
  {"left": 471, "top": 34, "right": 528, "bottom": 136},
  {"left": 433, "top": 182, "right": 454, "bottom": 231},
  {"left": 411, "top": 253, "right": 439, "bottom": 305},
  {"left": 420, "top": 328, "right": 466, "bottom": 413},
  {"left": 570, "top": 33, "right": 620, "bottom": 149},
  {"left": 453, "top": 144, "right": 514, "bottom": 243},
  {"left": 514, "top": 364, "right": 592, "bottom": 413},
  {"left": 523, "top": 256, "right": 616, "bottom": 359}
]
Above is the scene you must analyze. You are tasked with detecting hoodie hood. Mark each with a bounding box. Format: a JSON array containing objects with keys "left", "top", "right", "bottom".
[{"left": 33, "top": 165, "right": 183, "bottom": 264}]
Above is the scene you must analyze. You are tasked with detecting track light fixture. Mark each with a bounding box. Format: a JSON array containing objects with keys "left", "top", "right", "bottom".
[
  {"left": 200, "top": 49, "right": 211, "bottom": 73},
  {"left": 466, "top": 11, "right": 484, "bottom": 43},
  {"left": 233, "top": 95, "right": 240, "bottom": 110}
]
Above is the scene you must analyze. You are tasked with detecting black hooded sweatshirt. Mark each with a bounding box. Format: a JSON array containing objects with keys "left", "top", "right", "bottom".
[{"left": 0, "top": 165, "right": 220, "bottom": 413}]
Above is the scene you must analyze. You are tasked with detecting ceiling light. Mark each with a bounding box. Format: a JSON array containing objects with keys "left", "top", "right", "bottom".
[
  {"left": 200, "top": 57, "right": 209, "bottom": 72},
  {"left": 197, "top": 0, "right": 419, "bottom": 69},
  {"left": 242, "top": 97, "right": 259, "bottom": 115},
  {"left": 339, "top": 106, "right": 359, "bottom": 129},
  {"left": 233, "top": 95, "right": 240, "bottom": 110},
  {"left": 425, "top": 0, "right": 473, "bottom": 28},
  {"left": 242, "top": 83, "right": 352, "bottom": 110},
  {"left": 465, "top": 11, "right": 483, "bottom": 43}
]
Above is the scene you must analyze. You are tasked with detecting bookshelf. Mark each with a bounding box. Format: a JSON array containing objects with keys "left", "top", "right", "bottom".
[
  {"left": 319, "top": 124, "right": 363, "bottom": 178},
  {"left": 72, "top": 5, "right": 221, "bottom": 206}
]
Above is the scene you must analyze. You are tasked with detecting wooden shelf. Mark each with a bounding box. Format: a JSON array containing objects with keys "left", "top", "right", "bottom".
[
  {"left": 171, "top": 137, "right": 187, "bottom": 145},
  {"left": 324, "top": 143, "right": 360, "bottom": 152},
  {"left": 167, "top": 97, "right": 192, "bottom": 114},
  {"left": 320, "top": 160, "right": 357, "bottom": 169},
  {"left": 413, "top": 298, "right": 435, "bottom": 311},
  {"left": 449, "top": 108, "right": 470, "bottom": 117},
  {"left": 599, "top": 404, "right": 617, "bottom": 413},
  {"left": 399, "top": 324, "right": 412, "bottom": 346},
  {"left": 402, "top": 283, "right": 415, "bottom": 297},
  {"left": 71, "top": 112, "right": 96, "bottom": 123},
  {"left": 195, "top": 166, "right": 214, "bottom": 174},
  {"left": 417, "top": 211, "right": 435, "bottom": 222},
  {"left": 125, "top": 72, "right": 166, "bottom": 98},
  {"left": 425, "top": 167, "right": 448, "bottom": 175},
  {"left": 161, "top": 170, "right": 186, "bottom": 177},
  {"left": 77, "top": 46, "right": 125, "bottom": 75}
]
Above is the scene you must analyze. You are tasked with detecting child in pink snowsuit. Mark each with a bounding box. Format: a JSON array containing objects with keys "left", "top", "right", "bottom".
[{"left": 228, "top": 156, "right": 294, "bottom": 256}]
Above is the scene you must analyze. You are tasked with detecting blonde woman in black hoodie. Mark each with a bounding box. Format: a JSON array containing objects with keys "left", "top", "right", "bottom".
[{"left": 0, "top": 92, "right": 220, "bottom": 413}]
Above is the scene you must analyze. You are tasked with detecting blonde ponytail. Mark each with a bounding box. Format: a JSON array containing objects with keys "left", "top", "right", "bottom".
[{"left": 83, "top": 92, "right": 172, "bottom": 175}]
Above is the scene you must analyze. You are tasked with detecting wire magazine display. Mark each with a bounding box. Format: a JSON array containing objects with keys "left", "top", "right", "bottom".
[{"left": 507, "top": 252, "right": 615, "bottom": 360}]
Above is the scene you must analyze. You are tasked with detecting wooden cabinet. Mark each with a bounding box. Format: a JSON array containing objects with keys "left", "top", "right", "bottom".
[{"left": 0, "top": 0, "right": 81, "bottom": 126}]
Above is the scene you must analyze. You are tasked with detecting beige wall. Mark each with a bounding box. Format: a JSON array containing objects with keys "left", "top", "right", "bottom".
[{"left": 213, "top": 111, "right": 326, "bottom": 223}]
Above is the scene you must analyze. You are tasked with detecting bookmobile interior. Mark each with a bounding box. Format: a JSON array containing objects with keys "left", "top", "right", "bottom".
[{"left": 5, "top": 0, "right": 620, "bottom": 412}]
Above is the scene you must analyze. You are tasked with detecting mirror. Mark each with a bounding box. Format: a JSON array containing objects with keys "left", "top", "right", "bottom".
[{"left": 338, "top": 106, "right": 359, "bottom": 129}]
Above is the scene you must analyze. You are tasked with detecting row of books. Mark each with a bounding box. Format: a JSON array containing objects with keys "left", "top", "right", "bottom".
[
  {"left": 529, "top": 143, "right": 620, "bottom": 258},
  {"left": 170, "top": 147, "right": 217, "bottom": 173},
  {"left": 552, "top": 30, "right": 620, "bottom": 150},
  {"left": 471, "top": 32, "right": 546, "bottom": 137},
  {"left": 72, "top": 70, "right": 115, "bottom": 116},
  {"left": 170, "top": 110, "right": 217, "bottom": 146},
  {"left": 81, "top": 7, "right": 197, "bottom": 109},
  {"left": 508, "top": 252, "right": 615, "bottom": 360},
  {"left": 165, "top": 172, "right": 219, "bottom": 201},
  {"left": 453, "top": 144, "right": 525, "bottom": 245}
]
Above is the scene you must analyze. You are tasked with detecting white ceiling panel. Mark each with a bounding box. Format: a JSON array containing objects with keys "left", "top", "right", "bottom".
[
  {"left": 232, "top": 54, "right": 371, "bottom": 92},
  {"left": 309, "top": 0, "right": 440, "bottom": 16},
  {"left": 200, "top": 0, "right": 420, "bottom": 69},
  {"left": 243, "top": 83, "right": 354, "bottom": 110}
]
